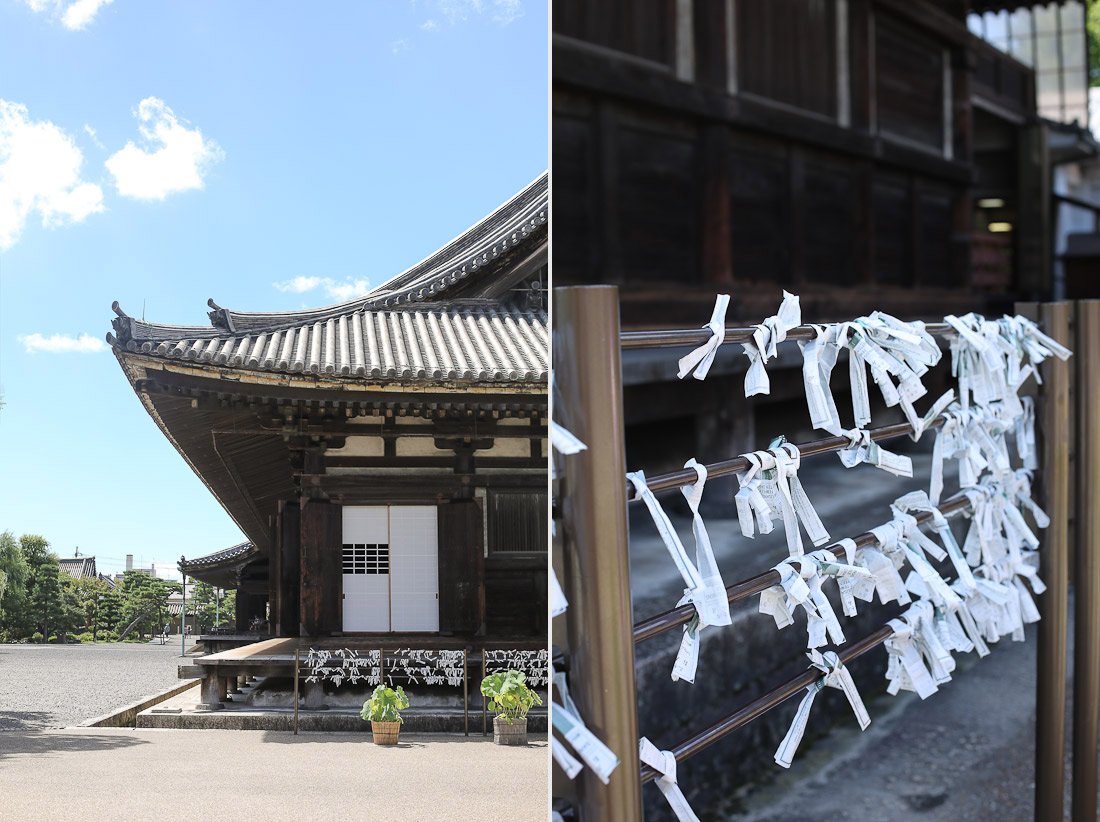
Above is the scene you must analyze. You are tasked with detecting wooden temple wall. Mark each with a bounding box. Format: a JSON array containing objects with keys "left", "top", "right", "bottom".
[
  {"left": 552, "top": 0, "right": 1040, "bottom": 328},
  {"left": 262, "top": 483, "right": 547, "bottom": 640}
]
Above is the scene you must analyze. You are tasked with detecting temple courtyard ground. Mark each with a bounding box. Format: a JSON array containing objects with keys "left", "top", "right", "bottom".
[
  {"left": 0, "top": 643, "right": 547, "bottom": 820},
  {"left": 0, "top": 728, "right": 548, "bottom": 820}
]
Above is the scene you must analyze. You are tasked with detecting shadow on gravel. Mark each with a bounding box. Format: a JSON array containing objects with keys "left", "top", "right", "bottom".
[
  {"left": 0, "top": 711, "right": 55, "bottom": 731},
  {"left": 0, "top": 730, "right": 149, "bottom": 760}
]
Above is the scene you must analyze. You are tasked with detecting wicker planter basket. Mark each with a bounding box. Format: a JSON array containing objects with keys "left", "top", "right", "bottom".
[
  {"left": 493, "top": 715, "right": 528, "bottom": 746},
  {"left": 371, "top": 720, "right": 401, "bottom": 745}
]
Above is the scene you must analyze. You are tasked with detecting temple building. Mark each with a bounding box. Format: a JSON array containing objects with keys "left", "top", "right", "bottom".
[{"left": 107, "top": 174, "right": 548, "bottom": 652}]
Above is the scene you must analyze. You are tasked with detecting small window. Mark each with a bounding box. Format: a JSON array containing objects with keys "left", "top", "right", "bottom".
[
  {"left": 342, "top": 544, "right": 390, "bottom": 574},
  {"left": 487, "top": 491, "right": 548, "bottom": 554}
]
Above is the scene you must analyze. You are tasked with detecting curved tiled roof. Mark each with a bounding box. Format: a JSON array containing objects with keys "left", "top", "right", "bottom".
[
  {"left": 205, "top": 172, "right": 547, "bottom": 330},
  {"left": 110, "top": 304, "right": 547, "bottom": 384},
  {"left": 179, "top": 541, "right": 256, "bottom": 572},
  {"left": 108, "top": 173, "right": 549, "bottom": 387}
]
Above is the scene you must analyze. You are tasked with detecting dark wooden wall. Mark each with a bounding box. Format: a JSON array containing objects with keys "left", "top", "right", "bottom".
[{"left": 553, "top": 0, "right": 1037, "bottom": 326}]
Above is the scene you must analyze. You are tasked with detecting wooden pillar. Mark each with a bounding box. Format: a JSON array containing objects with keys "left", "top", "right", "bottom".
[
  {"left": 1073, "top": 300, "right": 1100, "bottom": 821},
  {"left": 279, "top": 500, "right": 301, "bottom": 637},
  {"left": 300, "top": 498, "right": 341, "bottom": 637},
  {"left": 1019, "top": 302, "right": 1072, "bottom": 822},
  {"left": 235, "top": 590, "right": 249, "bottom": 632},
  {"left": 269, "top": 514, "right": 282, "bottom": 636},
  {"left": 438, "top": 499, "right": 485, "bottom": 635},
  {"left": 555, "top": 286, "right": 643, "bottom": 820}
]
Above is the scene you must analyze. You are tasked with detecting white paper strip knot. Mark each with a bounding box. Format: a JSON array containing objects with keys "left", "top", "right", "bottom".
[
  {"left": 678, "top": 294, "right": 730, "bottom": 381},
  {"left": 837, "top": 428, "right": 913, "bottom": 477},
  {"left": 774, "top": 650, "right": 870, "bottom": 768},
  {"left": 551, "top": 668, "right": 620, "bottom": 784},
  {"left": 639, "top": 738, "right": 701, "bottom": 822},
  {"left": 742, "top": 291, "right": 801, "bottom": 397}
]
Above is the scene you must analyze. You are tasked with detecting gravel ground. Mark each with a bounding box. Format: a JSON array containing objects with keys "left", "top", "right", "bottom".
[{"left": 0, "top": 642, "right": 192, "bottom": 730}]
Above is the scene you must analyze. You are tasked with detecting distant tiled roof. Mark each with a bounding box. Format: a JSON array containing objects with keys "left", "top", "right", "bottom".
[
  {"left": 59, "top": 557, "right": 97, "bottom": 580},
  {"left": 110, "top": 304, "right": 547, "bottom": 383}
]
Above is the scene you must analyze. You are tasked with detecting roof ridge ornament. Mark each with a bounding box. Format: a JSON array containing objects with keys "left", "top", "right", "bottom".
[
  {"left": 110, "top": 302, "right": 135, "bottom": 343},
  {"left": 207, "top": 298, "right": 235, "bottom": 332}
]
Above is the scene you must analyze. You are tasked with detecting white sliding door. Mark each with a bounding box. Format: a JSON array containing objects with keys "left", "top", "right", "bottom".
[
  {"left": 341, "top": 505, "right": 438, "bottom": 633},
  {"left": 342, "top": 506, "right": 390, "bottom": 632},
  {"left": 389, "top": 506, "right": 439, "bottom": 632}
]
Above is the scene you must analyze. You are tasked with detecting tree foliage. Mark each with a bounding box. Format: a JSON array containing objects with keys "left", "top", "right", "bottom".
[
  {"left": 1090, "top": 0, "right": 1100, "bottom": 88},
  {"left": 0, "top": 532, "right": 185, "bottom": 642},
  {"left": 189, "top": 581, "right": 235, "bottom": 632}
]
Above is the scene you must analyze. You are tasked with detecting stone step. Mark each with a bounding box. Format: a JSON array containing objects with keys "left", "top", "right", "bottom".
[{"left": 137, "top": 707, "right": 548, "bottom": 734}]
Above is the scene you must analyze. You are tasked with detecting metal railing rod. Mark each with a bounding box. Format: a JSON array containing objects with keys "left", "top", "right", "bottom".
[
  {"left": 639, "top": 625, "right": 894, "bottom": 784},
  {"left": 627, "top": 417, "right": 946, "bottom": 501},
  {"left": 632, "top": 494, "right": 971, "bottom": 642},
  {"left": 621, "top": 322, "right": 955, "bottom": 350}
]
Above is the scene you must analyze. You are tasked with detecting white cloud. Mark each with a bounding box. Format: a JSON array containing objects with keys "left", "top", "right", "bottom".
[
  {"left": 61, "top": 0, "right": 113, "bottom": 29},
  {"left": 0, "top": 99, "right": 105, "bottom": 250},
  {"left": 421, "top": 19, "right": 439, "bottom": 31},
  {"left": 105, "top": 97, "right": 224, "bottom": 201},
  {"left": 325, "top": 278, "right": 372, "bottom": 301},
  {"left": 274, "top": 276, "right": 324, "bottom": 294},
  {"left": 438, "top": 0, "right": 483, "bottom": 24},
  {"left": 22, "top": 0, "right": 113, "bottom": 30},
  {"left": 273, "top": 276, "right": 371, "bottom": 302},
  {"left": 491, "top": 0, "right": 522, "bottom": 24},
  {"left": 19, "top": 332, "right": 106, "bottom": 353},
  {"left": 391, "top": 38, "right": 410, "bottom": 54},
  {"left": 436, "top": 0, "right": 521, "bottom": 25},
  {"left": 83, "top": 123, "right": 105, "bottom": 149}
]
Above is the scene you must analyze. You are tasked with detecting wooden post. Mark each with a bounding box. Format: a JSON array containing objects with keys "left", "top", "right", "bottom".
[
  {"left": 300, "top": 498, "right": 341, "bottom": 637},
  {"left": 1073, "top": 300, "right": 1100, "bottom": 821},
  {"left": 1019, "top": 301, "right": 1072, "bottom": 822},
  {"left": 554, "top": 285, "right": 642, "bottom": 821},
  {"left": 279, "top": 500, "right": 301, "bottom": 637}
]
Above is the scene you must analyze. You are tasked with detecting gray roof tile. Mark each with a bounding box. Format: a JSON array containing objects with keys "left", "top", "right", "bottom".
[{"left": 115, "top": 304, "right": 546, "bottom": 384}]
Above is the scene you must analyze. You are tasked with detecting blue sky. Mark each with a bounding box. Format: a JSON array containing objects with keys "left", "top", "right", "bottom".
[{"left": 0, "top": 0, "right": 547, "bottom": 579}]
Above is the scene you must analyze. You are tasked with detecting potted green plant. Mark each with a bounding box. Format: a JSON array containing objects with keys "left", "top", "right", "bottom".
[
  {"left": 480, "top": 669, "right": 542, "bottom": 745},
  {"left": 360, "top": 684, "right": 409, "bottom": 745}
]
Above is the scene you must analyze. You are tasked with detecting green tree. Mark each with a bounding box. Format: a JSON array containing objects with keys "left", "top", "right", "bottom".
[
  {"left": 0, "top": 531, "right": 31, "bottom": 638},
  {"left": 190, "top": 582, "right": 235, "bottom": 632},
  {"left": 1090, "top": 0, "right": 1100, "bottom": 87},
  {"left": 54, "top": 575, "right": 84, "bottom": 642},
  {"left": 99, "top": 586, "right": 123, "bottom": 636},
  {"left": 116, "top": 572, "right": 179, "bottom": 639},
  {"left": 72, "top": 576, "right": 111, "bottom": 640},
  {"left": 21, "top": 535, "right": 73, "bottom": 641}
]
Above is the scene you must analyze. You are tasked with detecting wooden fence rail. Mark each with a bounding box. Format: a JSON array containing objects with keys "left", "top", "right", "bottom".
[{"left": 552, "top": 288, "right": 1092, "bottom": 821}]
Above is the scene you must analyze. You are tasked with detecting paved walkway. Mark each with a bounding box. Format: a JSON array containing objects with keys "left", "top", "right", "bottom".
[{"left": 0, "top": 728, "right": 548, "bottom": 821}]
